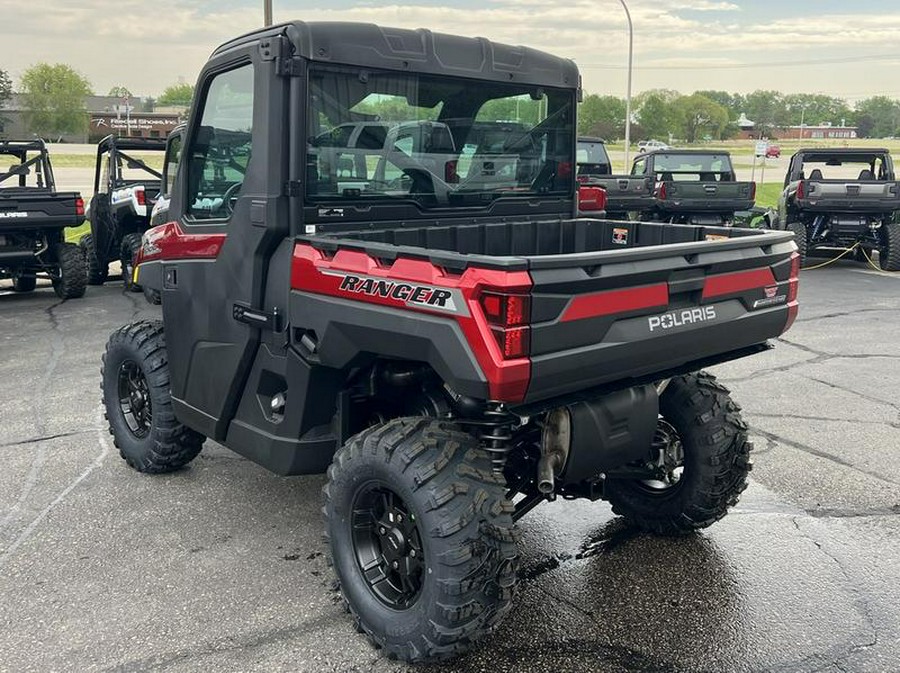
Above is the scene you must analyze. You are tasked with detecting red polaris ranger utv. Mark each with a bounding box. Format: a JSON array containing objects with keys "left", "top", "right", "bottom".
[{"left": 102, "top": 22, "right": 800, "bottom": 663}]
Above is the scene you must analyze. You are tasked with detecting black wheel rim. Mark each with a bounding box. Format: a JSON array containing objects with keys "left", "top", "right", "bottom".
[
  {"left": 351, "top": 484, "right": 425, "bottom": 610},
  {"left": 117, "top": 360, "right": 152, "bottom": 438},
  {"left": 636, "top": 418, "right": 685, "bottom": 494}
]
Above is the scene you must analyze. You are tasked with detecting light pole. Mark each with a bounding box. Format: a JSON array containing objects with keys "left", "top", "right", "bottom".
[
  {"left": 264, "top": 0, "right": 272, "bottom": 26},
  {"left": 618, "top": 0, "right": 634, "bottom": 171}
]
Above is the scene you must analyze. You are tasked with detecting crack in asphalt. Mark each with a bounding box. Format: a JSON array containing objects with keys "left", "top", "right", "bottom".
[
  {"left": 799, "top": 374, "right": 900, "bottom": 416},
  {"left": 98, "top": 613, "right": 346, "bottom": 673},
  {"left": 721, "top": 337, "right": 900, "bottom": 385},
  {"left": 0, "top": 429, "right": 93, "bottom": 449},
  {"left": 0, "top": 299, "right": 66, "bottom": 538},
  {"left": 794, "top": 307, "right": 898, "bottom": 323},
  {"left": 749, "top": 426, "right": 900, "bottom": 488},
  {"left": 791, "top": 518, "right": 880, "bottom": 670},
  {"left": 748, "top": 412, "right": 900, "bottom": 431}
]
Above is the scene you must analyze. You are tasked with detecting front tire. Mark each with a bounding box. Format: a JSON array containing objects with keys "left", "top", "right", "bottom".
[
  {"left": 51, "top": 242, "right": 87, "bottom": 299},
  {"left": 787, "top": 221, "right": 808, "bottom": 269},
  {"left": 121, "top": 232, "right": 143, "bottom": 292},
  {"left": 80, "top": 233, "right": 109, "bottom": 285},
  {"left": 324, "top": 418, "right": 518, "bottom": 663},
  {"left": 605, "top": 372, "right": 752, "bottom": 536},
  {"left": 102, "top": 321, "right": 204, "bottom": 473},
  {"left": 880, "top": 221, "right": 900, "bottom": 271}
]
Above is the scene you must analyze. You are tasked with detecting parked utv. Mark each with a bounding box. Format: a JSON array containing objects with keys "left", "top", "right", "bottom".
[
  {"left": 80, "top": 135, "right": 166, "bottom": 290},
  {"left": 633, "top": 149, "right": 756, "bottom": 225},
  {"left": 0, "top": 140, "right": 87, "bottom": 298},
  {"left": 576, "top": 136, "right": 654, "bottom": 218},
  {"left": 777, "top": 148, "right": 900, "bottom": 269},
  {"left": 102, "top": 21, "right": 800, "bottom": 663}
]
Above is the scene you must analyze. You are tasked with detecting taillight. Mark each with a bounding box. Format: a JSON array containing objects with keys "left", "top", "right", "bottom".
[
  {"left": 445, "top": 160, "right": 459, "bottom": 184},
  {"left": 75, "top": 197, "right": 85, "bottom": 216},
  {"left": 136, "top": 189, "right": 146, "bottom": 206},
  {"left": 578, "top": 185, "right": 607, "bottom": 212},
  {"left": 796, "top": 181, "right": 805, "bottom": 199},
  {"left": 749, "top": 181, "right": 757, "bottom": 200},
  {"left": 480, "top": 291, "right": 531, "bottom": 359}
]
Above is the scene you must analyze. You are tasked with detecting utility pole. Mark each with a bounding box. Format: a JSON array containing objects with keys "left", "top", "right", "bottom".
[
  {"left": 619, "top": 0, "right": 634, "bottom": 171},
  {"left": 264, "top": 0, "right": 272, "bottom": 27}
]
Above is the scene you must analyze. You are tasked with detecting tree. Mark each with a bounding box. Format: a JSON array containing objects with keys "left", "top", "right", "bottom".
[
  {"left": 20, "top": 63, "right": 92, "bottom": 139},
  {"left": 695, "top": 90, "right": 744, "bottom": 119},
  {"left": 671, "top": 94, "right": 729, "bottom": 143},
  {"left": 157, "top": 83, "right": 194, "bottom": 107},
  {"left": 108, "top": 85, "right": 132, "bottom": 99},
  {"left": 742, "top": 90, "right": 790, "bottom": 137},
  {"left": 854, "top": 97, "right": 900, "bottom": 138},
  {"left": 635, "top": 91, "right": 675, "bottom": 141},
  {"left": 0, "top": 69, "right": 12, "bottom": 128},
  {"left": 0, "top": 69, "right": 11, "bottom": 108},
  {"left": 578, "top": 94, "right": 626, "bottom": 139}
]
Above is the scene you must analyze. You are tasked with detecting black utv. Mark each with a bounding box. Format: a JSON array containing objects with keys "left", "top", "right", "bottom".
[
  {"left": 80, "top": 135, "right": 166, "bottom": 290},
  {"left": 778, "top": 148, "right": 900, "bottom": 269},
  {"left": 0, "top": 140, "right": 87, "bottom": 298}
]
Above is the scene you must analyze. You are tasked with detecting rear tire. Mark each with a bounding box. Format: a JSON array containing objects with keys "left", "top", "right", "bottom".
[
  {"left": 121, "top": 232, "right": 143, "bottom": 292},
  {"left": 787, "top": 221, "right": 808, "bottom": 269},
  {"left": 880, "top": 221, "right": 900, "bottom": 271},
  {"left": 80, "top": 233, "right": 109, "bottom": 285},
  {"left": 102, "top": 320, "right": 204, "bottom": 473},
  {"left": 324, "top": 417, "right": 518, "bottom": 663},
  {"left": 604, "top": 371, "right": 752, "bottom": 536},
  {"left": 12, "top": 275, "right": 36, "bottom": 293},
  {"left": 51, "top": 242, "right": 87, "bottom": 299}
]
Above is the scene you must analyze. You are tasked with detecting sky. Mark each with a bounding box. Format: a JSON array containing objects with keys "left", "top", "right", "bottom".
[{"left": 2, "top": 0, "right": 900, "bottom": 103}]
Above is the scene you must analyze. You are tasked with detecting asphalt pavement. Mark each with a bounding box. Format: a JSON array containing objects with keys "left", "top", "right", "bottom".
[{"left": 1, "top": 261, "right": 899, "bottom": 673}]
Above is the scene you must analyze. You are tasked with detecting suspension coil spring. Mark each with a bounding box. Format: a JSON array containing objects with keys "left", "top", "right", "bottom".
[{"left": 462, "top": 403, "right": 518, "bottom": 472}]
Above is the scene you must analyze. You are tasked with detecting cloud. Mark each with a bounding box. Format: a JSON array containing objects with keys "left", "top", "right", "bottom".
[{"left": 0, "top": 0, "right": 896, "bottom": 98}]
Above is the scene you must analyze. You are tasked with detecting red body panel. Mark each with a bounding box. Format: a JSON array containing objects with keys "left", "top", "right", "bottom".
[
  {"left": 560, "top": 284, "right": 669, "bottom": 322},
  {"left": 135, "top": 221, "right": 226, "bottom": 265},
  {"left": 291, "top": 244, "right": 532, "bottom": 403}
]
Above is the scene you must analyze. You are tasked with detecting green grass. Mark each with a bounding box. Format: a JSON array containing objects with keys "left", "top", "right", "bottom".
[
  {"left": 65, "top": 222, "right": 90, "bottom": 243},
  {"left": 754, "top": 183, "right": 782, "bottom": 209},
  {"left": 50, "top": 154, "right": 164, "bottom": 169}
]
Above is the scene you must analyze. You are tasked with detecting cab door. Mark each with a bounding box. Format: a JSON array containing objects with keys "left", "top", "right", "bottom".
[{"left": 161, "top": 41, "right": 291, "bottom": 440}]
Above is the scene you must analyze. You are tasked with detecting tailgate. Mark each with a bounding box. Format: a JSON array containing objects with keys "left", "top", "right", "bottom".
[
  {"left": 522, "top": 223, "right": 797, "bottom": 403},
  {"left": 582, "top": 176, "right": 654, "bottom": 212},
  {"left": 798, "top": 180, "right": 900, "bottom": 212},
  {"left": 0, "top": 191, "right": 85, "bottom": 230},
  {"left": 658, "top": 181, "right": 755, "bottom": 213}
]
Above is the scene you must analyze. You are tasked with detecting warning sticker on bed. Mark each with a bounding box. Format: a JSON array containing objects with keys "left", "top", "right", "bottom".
[{"left": 612, "top": 227, "right": 629, "bottom": 245}]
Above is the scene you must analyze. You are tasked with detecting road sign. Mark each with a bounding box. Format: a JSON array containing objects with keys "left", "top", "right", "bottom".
[{"left": 755, "top": 141, "right": 768, "bottom": 157}]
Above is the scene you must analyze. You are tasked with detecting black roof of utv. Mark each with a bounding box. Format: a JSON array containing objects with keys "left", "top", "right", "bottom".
[{"left": 212, "top": 21, "right": 580, "bottom": 91}]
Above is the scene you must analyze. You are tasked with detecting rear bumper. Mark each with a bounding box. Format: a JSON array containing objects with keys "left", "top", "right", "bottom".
[{"left": 525, "top": 301, "right": 788, "bottom": 403}]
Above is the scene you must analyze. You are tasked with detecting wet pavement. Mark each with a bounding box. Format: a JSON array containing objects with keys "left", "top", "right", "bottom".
[{"left": 0, "top": 261, "right": 898, "bottom": 673}]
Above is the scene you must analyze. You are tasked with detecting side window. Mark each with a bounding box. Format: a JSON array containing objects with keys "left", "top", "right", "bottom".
[
  {"left": 186, "top": 63, "right": 254, "bottom": 220},
  {"left": 631, "top": 158, "right": 645, "bottom": 176},
  {"left": 163, "top": 133, "right": 183, "bottom": 196}
]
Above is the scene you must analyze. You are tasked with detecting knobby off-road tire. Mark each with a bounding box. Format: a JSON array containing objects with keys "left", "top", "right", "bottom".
[
  {"left": 880, "top": 221, "right": 900, "bottom": 271},
  {"left": 324, "top": 417, "right": 518, "bottom": 663},
  {"left": 80, "top": 233, "right": 109, "bottom": 285},
  {"left": 12, "top": 275, "right": 36, "bottom": 292},
  {"left": 102, "top": 320, "right": 204, "bottom": 473},
  {"left": 51, "top": 242, "right": 87, "bottom": 299},
  {"left": 121, "top": 232, "right": 143, "bottom": 292},
  {"left": 787, "top": 221, "right": 808, "bottom": 269},
  {"left": 605, "top": 371, "right": 752, "bottom": 536}
]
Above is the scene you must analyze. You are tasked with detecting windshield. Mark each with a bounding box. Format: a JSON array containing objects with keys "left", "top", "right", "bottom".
[
  {"left": 652, "top": 153, "right": 732, "bottom": 173},
  {"left": 576, "top": 140, "right": 610, "bottom": 177},
  {"left": 306, "top": 68, "right": 575, "bottom": 209}
]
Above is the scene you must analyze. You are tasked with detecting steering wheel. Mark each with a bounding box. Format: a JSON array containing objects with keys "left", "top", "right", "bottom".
[{"left": 222, "top": 181, "right": 243, "bottom": 215}]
